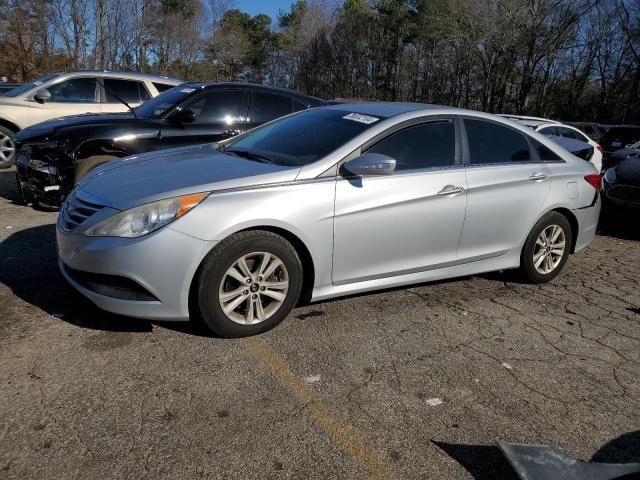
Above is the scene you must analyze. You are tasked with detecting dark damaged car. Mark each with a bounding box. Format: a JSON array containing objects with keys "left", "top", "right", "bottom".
[
  {"left": 15, "top": 82, "right": 325, "bottom": 207},
  {"left": 602, "top": 156, "right": 640, "bottom": 210}
]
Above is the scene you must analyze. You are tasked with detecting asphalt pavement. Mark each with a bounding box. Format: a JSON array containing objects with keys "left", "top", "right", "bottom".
[{"left": 1, "top": 167, "right": 639, "bottom": 479}]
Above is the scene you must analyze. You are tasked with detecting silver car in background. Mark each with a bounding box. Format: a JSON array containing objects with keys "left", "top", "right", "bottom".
[{"left": 56, "top": 103, "right": 601, "bottom": 337}]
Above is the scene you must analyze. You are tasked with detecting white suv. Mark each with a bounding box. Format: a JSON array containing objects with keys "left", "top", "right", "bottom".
[
  {"left": 0, "top": 71, "right": 182, "bottom": 168},
  {"left": 500, "top": 115, "right": 603, "bottom": 172}
]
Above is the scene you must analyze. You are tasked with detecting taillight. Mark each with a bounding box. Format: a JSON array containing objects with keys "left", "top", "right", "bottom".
[
  {"left": 584, "top": 174, "right": 602, "bottom": 189},
  {"left": 596, "top": 144, "right": 603, "bottom": 153}
]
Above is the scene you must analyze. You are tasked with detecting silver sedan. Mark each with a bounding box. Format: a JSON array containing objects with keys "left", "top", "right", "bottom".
[{"left": 57, "top": 103, "right": 601, "bottom": 337}]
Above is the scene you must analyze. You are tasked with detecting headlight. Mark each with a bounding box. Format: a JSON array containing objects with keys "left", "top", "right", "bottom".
[
  {"left": 603, "top": 167, "right": 616, "bottom": 184},
  {"left": 84, "top": 192, "right": 208, "bottom": 238}
]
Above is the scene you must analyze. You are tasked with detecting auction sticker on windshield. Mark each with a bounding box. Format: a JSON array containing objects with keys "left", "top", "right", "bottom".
[{"left": 343, "top": 113, "right": 380, "bottom": 124}]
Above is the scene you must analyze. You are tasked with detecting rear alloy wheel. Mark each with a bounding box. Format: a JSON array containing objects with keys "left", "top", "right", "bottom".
[
  {"left": 0, "top": 126, "right": 16, "bottom": 169},
  {"left": 197, "top": 231, "right": 303, "bottom": 337},
  {"left": 519, "top": 211, "right": 572, "bottom": 283}
]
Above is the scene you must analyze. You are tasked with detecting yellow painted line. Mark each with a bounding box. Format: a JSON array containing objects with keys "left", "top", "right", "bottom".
[{"left": 243, "top": 337, "right": 397, "bottom": 480}]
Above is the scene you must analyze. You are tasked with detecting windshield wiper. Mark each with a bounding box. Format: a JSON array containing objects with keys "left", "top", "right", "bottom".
[
  {"left": 96, "top": 78, "right": 137, "bottom": 118},
  {"left": 224, "top": 148, "right": 274, "bottom": 164}
]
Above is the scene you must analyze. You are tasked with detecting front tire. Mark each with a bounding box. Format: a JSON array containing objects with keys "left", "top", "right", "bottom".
[
  {"left": 0, "top": 125, "right": 17, "bottom": 169},
  {"left": 74, "top": 155, "right": 117, "bottom": 184},
  {"left": 519, "top": 211, "right": 572, "bottom": 284},
  {"left": 196, "top": 230, "right": 303, "bottom": 337}
]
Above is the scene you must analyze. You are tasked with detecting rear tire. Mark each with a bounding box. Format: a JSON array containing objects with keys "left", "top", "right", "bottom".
[
  {"left": 196, "top": 230, "right": 303, "bottom": 337},
  {"left": 519, "top": 211, "right": 572, "bottom": 284},
  {"left": 0, "top": 125, "right": 17, "bottom": 169},
  {"left": 74, "top": 155, "right": 116, "bottom": 184}
]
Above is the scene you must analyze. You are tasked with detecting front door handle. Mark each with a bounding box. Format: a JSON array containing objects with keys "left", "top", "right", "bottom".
[
  {"left": 437, "top": 185, "right": 465, "bottom": 196},
  {"left": 529, "top": 171, "right": 549, "bottom": 181}
]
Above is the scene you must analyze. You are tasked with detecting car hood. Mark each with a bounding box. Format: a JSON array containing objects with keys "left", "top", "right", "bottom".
[
  {"left": 16, "top": 113, "right": 136, "bottom": 141},
  {"left": 610, "top": 148, "right": 639, "bottom": 160},
  {"left": 77, "top": 143, "right": 300, "bottom": 210},
  {"left": 0, "top": 96, "right": 26, "bottom": 106},
  {"left": 614, "top": 157, "right": 640, "bottom": 185}
]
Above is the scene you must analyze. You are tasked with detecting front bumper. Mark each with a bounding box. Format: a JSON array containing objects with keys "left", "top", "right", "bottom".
[
  {"left": 57, "top": 222, "right": 218, "bottom": 321},
  {"left": 603, "top": 183, "right": 640, "bottom": 210},
  {"left": 15, "top": 147, "right": 70, "bottom": 207}
]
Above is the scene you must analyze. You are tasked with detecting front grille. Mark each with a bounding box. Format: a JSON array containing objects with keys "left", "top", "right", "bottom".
[
  {"left": 607, "top": 185, "right": 640, "bottom": 204},
  {"left": 59, "top": 190, "right": 105, "bottom": 230}
]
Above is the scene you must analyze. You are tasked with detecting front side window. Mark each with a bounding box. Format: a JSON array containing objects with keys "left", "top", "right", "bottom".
[
  {"left": 465, "top": 119, "right": 531, "bottom": 164},
  {"left": 135, "top": 86, "right": 197, "bottom": 119},
  {"left": 103, "top": 79, "right": 150, "bottom": 103},
  {"left": 252, "top": 92, "right": 293, "bottom": 123},
  {"left": 182, "top": 90, "right": 247, "bottom": 124},
  {"left": 366, "top": 121, "right": 456, "bottom": 171},
  {"left": 47, "top": 78, "right": 97, "bottom": 103},
  {"left": 4, "top": 73, "right": 60, "bottom": 97}
]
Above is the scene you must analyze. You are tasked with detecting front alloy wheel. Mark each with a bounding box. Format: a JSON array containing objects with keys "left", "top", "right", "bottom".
[
  {"left": 197, "top": 230, "right": 303, "bottom": 337},
  {"left": 219, "top": 252, "right": 290, "bottom": 325}
]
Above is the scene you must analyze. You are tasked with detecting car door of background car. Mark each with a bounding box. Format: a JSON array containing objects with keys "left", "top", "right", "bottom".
[
  {"left": 457, "top": 118, "right": 556, "bottom": 262},
  {"left": 28, "top": 77, "right": 101, "bottom": 125},
  {"left": 98, "top": 78, "right": 151, "bottom": 113},
  {"left": 245, "top": 91, "right": 300, "bottom": 131},
  {"left": 159, "top": 89, "right": 249, "bottom": 148},
  {"left": 332, "top": 117, "right": 468, "bottom": 285}
]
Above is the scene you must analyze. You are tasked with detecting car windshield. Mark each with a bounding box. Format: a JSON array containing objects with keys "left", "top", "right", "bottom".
[
  {"left": 134, "top": 85, "right": 198, "bottom": 119},
  {"left": 222, "top": 108, "right": 382, "bottom": 167},
  {"left": 3, "top": 73, "right": 60, "bottom": 97}
]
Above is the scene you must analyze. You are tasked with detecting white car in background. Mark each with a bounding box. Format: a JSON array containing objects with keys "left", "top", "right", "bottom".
[
  {"left": 0, "top": 71, "right": 182, "bottom": 168},
  {"left": 500, "top": 115, "right": 603, "bottom": 172}
]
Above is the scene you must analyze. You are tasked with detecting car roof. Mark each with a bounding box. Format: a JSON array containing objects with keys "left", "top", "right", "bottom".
[
  {"left": 325, "top": 102, "right": 445, "bottom": 117},
  {"left": 55, "top": 70, "right": 184, "bottom": 84},
  {"left": 497, "top": 114, "right": 557, "bottom": 128},
  {"left": 181, "top": 82, "right": 326, "bottom": 104}
]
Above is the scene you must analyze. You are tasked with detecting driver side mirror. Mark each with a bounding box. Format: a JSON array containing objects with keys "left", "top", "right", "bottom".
[
  {"left": 167, "top": 108, "right": 197, "bottom": 124},
  {"left": 34, "top": 88, "right": 51, "bottom": 104},
  {"left": 342, "top": 153, "right": 396, "bottom": 177}
]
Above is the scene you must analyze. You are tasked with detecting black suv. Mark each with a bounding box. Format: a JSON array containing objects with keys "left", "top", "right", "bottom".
[{"left": 15, "top": 83, "right": 326, "bottom": 207}]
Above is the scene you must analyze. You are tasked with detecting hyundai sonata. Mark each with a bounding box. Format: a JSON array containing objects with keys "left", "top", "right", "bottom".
[{"left": 57, "top": 103, "right": 601, "bottom": 337}]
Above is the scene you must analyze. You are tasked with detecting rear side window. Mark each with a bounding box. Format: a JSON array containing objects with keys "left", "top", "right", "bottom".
[
  {"left": 293, "top": 100, "right": 308, "bottom": 112},
  {"left": 538, "top": 126, "right": 558, "bottom": 137},
  {"left": 103, "top": 79, "right": 150, "bottom": 103},
  {"left": 252, "top": 92, "right": 293, "bottom": 123},
  {"left": 47, "top": 78, "right": 97, "bottom": 103},
  {"left": 367, "top": 121, "right": 456, "bottom": 171},
  {"left": 153, "top": 82, "right": 175, "bottom": 93},
  {"left": 465, "top": 119, "right": 531, "bottom": 164},
  {"left": 531, "top": 139, "right": 562, "bottom": 162},
  {"left": 557, "top": 127, "right": 581, "bottom": 141}
]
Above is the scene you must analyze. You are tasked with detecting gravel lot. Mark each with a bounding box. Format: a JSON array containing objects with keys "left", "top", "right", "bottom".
[{"left": 1, "top": 166, "right": 639, "bottom": 479}]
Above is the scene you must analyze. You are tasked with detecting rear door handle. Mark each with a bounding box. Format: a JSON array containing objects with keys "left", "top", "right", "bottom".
[
  {"left": 529, "top": 172, "right": 548, "bottom": 181},
  {"left": 437, "top": 185, "right": 465, "bottom": 196}
]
